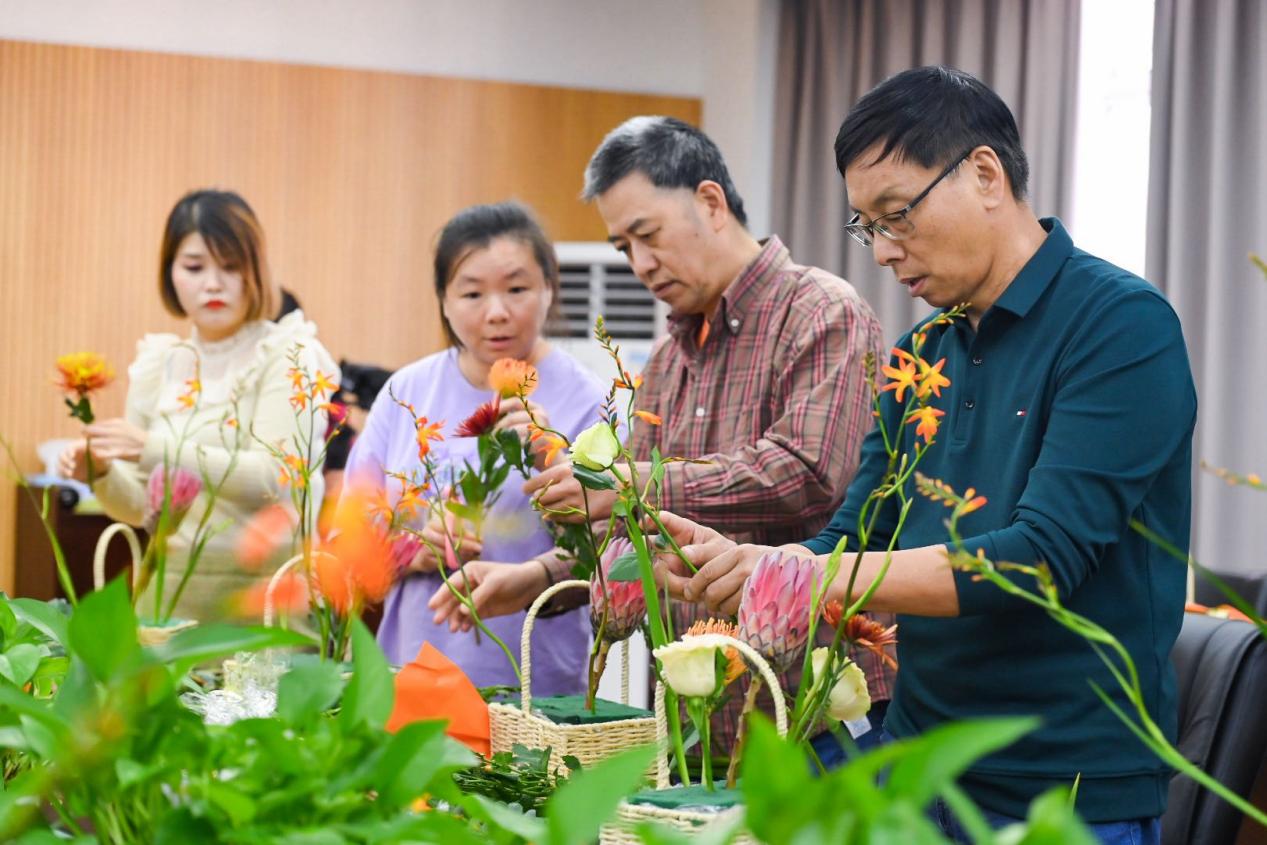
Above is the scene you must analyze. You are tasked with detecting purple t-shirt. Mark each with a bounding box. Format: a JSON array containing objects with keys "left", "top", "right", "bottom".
[{"left": 344, "top": 347, "right": 605, "bottom": 696}]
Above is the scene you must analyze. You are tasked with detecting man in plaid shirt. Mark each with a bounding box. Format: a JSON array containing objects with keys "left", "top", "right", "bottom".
[{"left": 525, "top": 116, "right": 890, "bottom": 756}]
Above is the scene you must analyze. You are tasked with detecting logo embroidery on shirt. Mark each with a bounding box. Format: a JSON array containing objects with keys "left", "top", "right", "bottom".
[{"left": 1016, "top": 409, "right": 1027, "bottom": 417}]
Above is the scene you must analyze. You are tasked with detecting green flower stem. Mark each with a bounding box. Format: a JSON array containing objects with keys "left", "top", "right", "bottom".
[{"left": 2, "top": 436, "right": 77, "bottom": 605}]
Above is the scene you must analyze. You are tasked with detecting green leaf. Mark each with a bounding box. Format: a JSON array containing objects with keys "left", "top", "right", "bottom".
[
  {"left": 0, "top": 600, "right": 18, "bottom": 644},
  {"left": 545, "top": 744, "right": 656, "bottom": 845},
  {"left": 573, "top": 465, "right": 617, "bottom": 491},
  {"left": 0, "top": 644, "right": 44, "bottom": 686},
  {"left": 67, "top": 577, "right": 139, "bottom": 682},
  {"left": 445, "top": 500, "right": 483, "bottom": 524},
  {"left": 883, "top": 717, "right": 1039, "bottom": 811},
  {"left": 605, "top": 551, "right": 642, "bottom": 583},
  {"left": 9, "top": 598, "right": 69, "bottom": 648},
  {"left": 339, "top": 618, "right": 394, "bottom": 730},
  {"left": 995, "top": 786, "right": 1098, "bottom": 845},
  {"left": 461, "top": 792, "right": 547, "bottom": 842},
  {"left": 275, "top": 657, "right": 344, "bottom": 724},
  {"left": 150, "top": 624, "right": 313, "bottom": 674},
  {"left": 206, "top": 780, "right": 257, "bottom": 826},
  {"left": 496, "top": 429, "right": 525, "bottom": 472},
  {"left": 741, "top": 715, "right": 829, "bottom": 843},
  {"left": 374, "top": 721, "right": 479, "bottom": 807}
]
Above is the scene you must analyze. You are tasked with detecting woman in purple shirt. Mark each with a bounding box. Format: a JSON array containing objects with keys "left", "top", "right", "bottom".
[{"left": 343, "top": 202, "right": 604, "bottom": 696}]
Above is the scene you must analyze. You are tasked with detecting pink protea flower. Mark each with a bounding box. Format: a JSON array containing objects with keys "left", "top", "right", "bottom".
[
  {"left": 590, "top": 538, "right": 646, "bottom": 642},
  {"left": 144, "top": 465, "right": 202, "bottom": 533},
  {"left": 737, "top": 551, "right": 815, "bottom": 672}
]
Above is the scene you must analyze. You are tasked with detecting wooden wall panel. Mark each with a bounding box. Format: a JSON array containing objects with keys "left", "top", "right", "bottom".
[{"left": 0, "top": 39, "right": 700, "bottom": 592}]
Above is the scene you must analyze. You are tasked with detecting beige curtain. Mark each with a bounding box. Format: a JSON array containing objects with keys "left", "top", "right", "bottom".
[
  {"left": 1148, "top": 0, "right": 1267, "bottom": 582},
  {"left": 771, "top": 0, "right": 1081, "bottom": 343}
]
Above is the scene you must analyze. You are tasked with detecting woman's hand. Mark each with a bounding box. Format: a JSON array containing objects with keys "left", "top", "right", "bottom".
[
  {"left": 427, "top": 560, "right": 551, "bottom": 632},
  {"left": 401, "top": 512, "right": 483, "bottom": 575},
  {"left": 56, "top": 438, "right": 113, "bottom": 482},
  {"left": 82, "top": 418, "right": 149, "bottom": 464},
  {"left": 495, "top": 397, "right": 549, "bottom": 442}
]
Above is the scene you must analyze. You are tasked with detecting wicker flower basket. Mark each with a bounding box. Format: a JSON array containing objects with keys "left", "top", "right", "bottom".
[
  {"left": 599, "top": 635, "right": 787, "bottom": 844},
  {"left": 487, "top": 578, "right": 657, "bottom": 771},
  {"left": 93, "top": 521, "right": 199, "bottom": 646}
]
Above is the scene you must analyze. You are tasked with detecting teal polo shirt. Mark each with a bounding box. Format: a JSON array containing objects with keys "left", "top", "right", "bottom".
[{"left": 805, "top": 218, "right": 1196, "bottom": 822}]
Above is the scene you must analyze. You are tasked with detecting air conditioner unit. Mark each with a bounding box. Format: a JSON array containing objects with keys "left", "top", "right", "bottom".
[
  {"left": 551, "top": 242, "right": 667, "bottom": 380},
  {"left": 552, "top": 242, "right": 661, "bottom": 708}
]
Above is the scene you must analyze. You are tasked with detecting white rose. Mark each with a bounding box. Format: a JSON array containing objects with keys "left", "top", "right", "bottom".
[
  {"left": 654, "top": 637, "right": 724, "bottom": 698},
  {"left": 811, "top": 647, "right": 871, "bottom": 723},
  {"left": 570, "top": 421, "right": 621, "bottom": 471}
]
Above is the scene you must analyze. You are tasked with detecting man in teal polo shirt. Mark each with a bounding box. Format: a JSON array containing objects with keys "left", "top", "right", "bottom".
[{"left": 652, "top": 66, "right": 1195, "bottom": 844}]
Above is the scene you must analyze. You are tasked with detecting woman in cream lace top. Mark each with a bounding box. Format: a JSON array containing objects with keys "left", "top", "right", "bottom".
[{"left": 59, "top": 190, "right": 337, "bottom": 621}]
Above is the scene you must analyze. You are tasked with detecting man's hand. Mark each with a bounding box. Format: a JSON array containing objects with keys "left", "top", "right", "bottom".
[
  {"left": 523, "top": 462, "right": 619, "bottom": 524},
  {"left": 683, "top": 542, "right": 779, "bottom": 616},
  {"left": 647, "top": 510, "right": 737, "bottom": 600},
  {"left": 427, "top": 560, "right": 550, "bottom": 632}
]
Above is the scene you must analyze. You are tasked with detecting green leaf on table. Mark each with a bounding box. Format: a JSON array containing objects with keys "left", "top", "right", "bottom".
[
  {"left": 67, "top": 577, "right": 139, "bottom": 682},
  {"left": 573, "top": 465, "right": 616, "bottom": 491},
  {"left": 545, "top": 744, "right": 656, "bottom": 845},
  {"left": 606, "top": 551, "right": 642, "bottom": 583},
  {"left": 276, "top": 657, "right": 344, "bottom": 724},
  {"left": 339, "top": 617, "right": 394, "bottom": 730}
]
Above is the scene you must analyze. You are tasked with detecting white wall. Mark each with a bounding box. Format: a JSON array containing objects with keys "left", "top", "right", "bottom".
[{"left": 0, "top": 0, "right": 779, "bottom": 236}]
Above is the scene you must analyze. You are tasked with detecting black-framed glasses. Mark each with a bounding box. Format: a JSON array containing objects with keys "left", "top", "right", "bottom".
[{"left": 844, "top": 147, "right": 975, "bottom": 247}]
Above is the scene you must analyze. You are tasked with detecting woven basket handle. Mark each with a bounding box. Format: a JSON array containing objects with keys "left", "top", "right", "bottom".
[
  {"left": 652, "top": 635, "right": 787, "bottom": 789},
  {"left": 93, "top": 522, "right": 143, "bottom": 591},
  {"left": 263, "top": 553, "right": 305, "bottom": 627},
  {"left": 519, "top": 577, "right": 597, "bottom": 713}
]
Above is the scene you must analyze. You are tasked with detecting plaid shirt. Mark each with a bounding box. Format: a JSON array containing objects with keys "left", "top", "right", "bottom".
[{"left": 628, "top": 236, "right": 893, "bottom": 748}]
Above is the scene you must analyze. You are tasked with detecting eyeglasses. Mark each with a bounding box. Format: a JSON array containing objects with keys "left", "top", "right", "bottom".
[{"left": 844, "top": 148, "right": 975, "bottom": 247}]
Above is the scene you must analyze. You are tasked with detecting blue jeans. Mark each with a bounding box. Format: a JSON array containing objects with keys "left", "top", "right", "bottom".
[{"left": 872, "top": 727, "right": 1161, "bottom": 845}]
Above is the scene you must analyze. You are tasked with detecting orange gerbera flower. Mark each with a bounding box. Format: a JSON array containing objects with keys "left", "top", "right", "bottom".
[
  {"left": 685, "top": 618, "right": 747, "bottom": 686},
  {"left": 320, "top": 498, "right": 395, "bottom": 611},
  {"left": 487, "top": 358, "right": 538, "bottom": 399},
  {"left": 55, "top": 352, "right": 115, "bottom": 396},
  {"left": 915, "top": 357, "right": 950, "bottom": 399},
  {"left": 881, "top": 356, "right": 919, "bottom": 403},
  {"left": 906, "top": 405, "right": 945, "bottom": 443},
  {"left": 844, "top": 614, "right": 899, "bottom": 670},
  {"left": 236, "top": 504, "right": 295, "bottom": 570}
]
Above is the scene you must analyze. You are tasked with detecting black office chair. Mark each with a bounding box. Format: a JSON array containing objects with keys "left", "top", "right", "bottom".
[{"left": 1163, "top": 612, "right": 1267, "bottom": 845}]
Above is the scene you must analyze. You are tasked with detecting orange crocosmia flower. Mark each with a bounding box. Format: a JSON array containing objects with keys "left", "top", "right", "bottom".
[
  {"left": 287, "top": 367, "right": 306, "bottom": 391},
  {"left": 310, "top": 369, "right": 338, "bottom": 399},
  {"left": 236, "top": 504, "right": 295, "bottom": 570},
  {"left": 487, "top": 358, "right": 538, "bottom": 399},
  {"left": 290, "top": 391, "right": 309, "bottom": 412},
  {"left": 537, "top": 432, "right": 568, "bottom": 467},
  {"left": 906, "top": 406, "right": 945, "bottom": 443},
  {"left": 325, "top": 494, "right": 397, "bottom": 607},
  {"left": 881, "top": 357, "right": 919, "bottom": 403},
  {"left": 395, "top": 484, "right": 426, "bottom": 521},
  {"left": 415, "top": 418, "right": 445, "bottom": 461},
  {"left": 614, "top": 372, "right": 644, "bottom": 391},
  {"left": 55, "top": 352, "right": 115, "bottom": 395},
  {"left": 633, "top": 410, "right": 662, "bottom": 426},
  {"left": 959, "top": 488, "right": 988, "bottom": 515},
  {"left": 915, "top": 358, "right": 950, "bottom": 399}
]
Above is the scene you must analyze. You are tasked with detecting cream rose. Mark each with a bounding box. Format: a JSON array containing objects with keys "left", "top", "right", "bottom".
[
  {"left": 654, "top": 636, "right": 728, "bottom": 698},
  {"left": 570, "top": 421, "right": 621, "bottom": 471},
  {"left": 811, "top": 647, "right": 871, "bottom": 723}
]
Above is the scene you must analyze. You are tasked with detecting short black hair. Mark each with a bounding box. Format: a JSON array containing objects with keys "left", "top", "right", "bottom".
[
  {"left": 834, "top": 66, "right": 1029, "bottom": 200},
  {"left": 583, "top": 116, "right": 748, "bottom": 226},
  {"left": 433, "top": 201, "right": 560, "bottom": 348}
]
